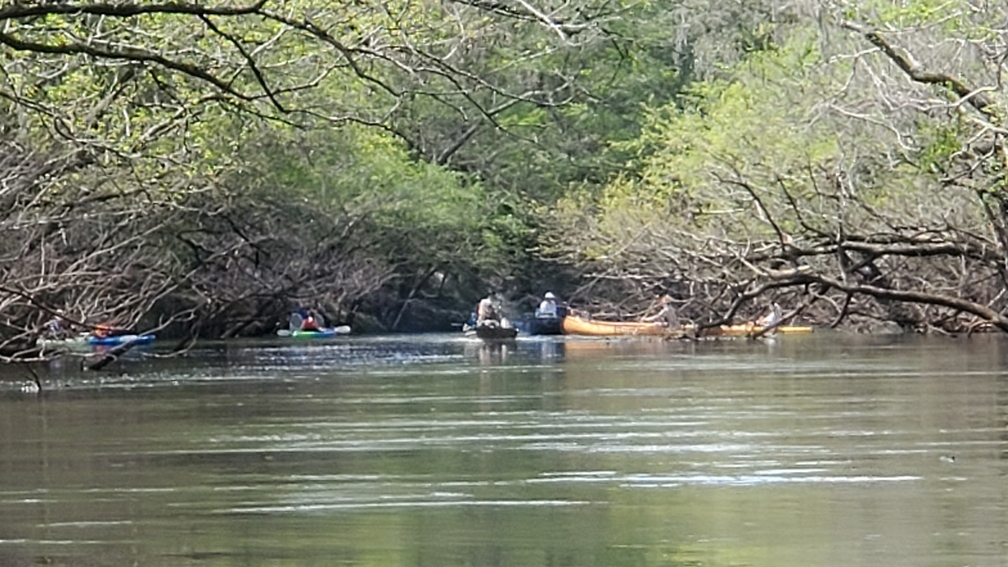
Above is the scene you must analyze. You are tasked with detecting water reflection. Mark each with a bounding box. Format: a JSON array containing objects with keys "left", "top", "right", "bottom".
[{"left": 1, "top": 333, "right": 1008, "bottom": 565}]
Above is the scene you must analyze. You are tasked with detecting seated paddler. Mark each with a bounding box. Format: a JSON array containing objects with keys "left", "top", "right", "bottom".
[
  {"left": 476, "top": 295, "right": 501, "bottom": 327},
  {"left": 289, "top": 306, "right": 324, "bottom": 332},
  {"left": 756, "top": 302, "right": 783, "bottom": 328},
  {"left": 641, "top": 294, "right": 680, "bottom": 328},
  {"left": 535, "top": 292, "right": 559, "bottom": 319}
]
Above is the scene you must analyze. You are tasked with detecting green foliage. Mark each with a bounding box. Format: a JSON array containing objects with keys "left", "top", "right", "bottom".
[
  {"left": 849, "top": 0, "right": 971, "bottom": 29},
  {"left": 915, "top": 121, "right": 965, "bottom": 173},
  {"left": 595, "top": 32, "right": 840, "bottom": 232},
  {"left": 222, "top": 121, "right": 522, "bottom": 279},
  {"left": 13, "top": 0, "right": 1000, "bottom": 328},
  {"left": 548, "top": 20, "right": 989, "bottom": 274}
]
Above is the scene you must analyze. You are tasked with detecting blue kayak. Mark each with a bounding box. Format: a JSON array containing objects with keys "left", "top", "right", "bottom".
[{"left": 86, "top": 334, "right": 156, "bottom": 346}]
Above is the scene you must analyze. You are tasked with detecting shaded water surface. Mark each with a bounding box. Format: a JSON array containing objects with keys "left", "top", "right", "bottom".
[{"left": 2, "top": 333, "right": 1008, "bottom": 566}]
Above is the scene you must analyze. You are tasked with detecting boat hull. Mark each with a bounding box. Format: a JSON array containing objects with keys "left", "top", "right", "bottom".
[
  {"left": 37, "top": 335, "right": 92, "bottom": 350},
  {"left": 561, "top": 316, "right": 813, "bottom": 337},
  {"left": 475, "top": 325, "right": 518, "bottom": 341},
  {"left": 515, "top": 316, "right": 562, "bottom": 336},
  {"left": 86, "top": 334, "right": 156, "bottom": 346},
  {"left": 277, "top": 326, "right": 351, "bottom": 338},
  {"left": 718, "top": 324, "right": 813, "bottom": 336},
  {"left": 561, "top": 316, "right": 669, "bottom": 336}
]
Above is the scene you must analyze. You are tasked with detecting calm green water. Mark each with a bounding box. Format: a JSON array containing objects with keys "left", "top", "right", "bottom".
[{"left": 2, "top": 333, "right": 1007, "bottom": 566}]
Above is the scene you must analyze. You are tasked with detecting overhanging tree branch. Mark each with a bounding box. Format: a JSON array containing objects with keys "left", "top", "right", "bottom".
[
  {"left": 0, "top": 1, "right": 268, "bottom": 21},
  {"left": 842, "top": 21, "right": 998, "bottom": 119},
  {"left": 0, "top": 30, "right": 275, "bottom": 107}
]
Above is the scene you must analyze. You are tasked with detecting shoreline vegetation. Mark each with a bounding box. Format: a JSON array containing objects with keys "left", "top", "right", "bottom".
[{"left": 5, "top": 1, "right": 1008, "bottom": 362}]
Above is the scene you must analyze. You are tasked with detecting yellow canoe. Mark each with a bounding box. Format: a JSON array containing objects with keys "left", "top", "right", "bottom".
[
  {"left": 561, "top": 315, "right": 669, "bottom": 336},
  {"left": 560, "top": 315, "right": 812, "bottom": 338},
  {"left": 718, "top": 323, "right": 814, "bottom": 336}
]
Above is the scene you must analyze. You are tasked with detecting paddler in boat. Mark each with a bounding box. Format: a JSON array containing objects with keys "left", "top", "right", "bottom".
[
  {"left": 44, "top": 309, "right": 71, "bottom": 339},
  {"left": 532, "top": 291, "right": 566, "bottom": 335},
  {"left": 535, "top": 292, "right": 559, "bottom": 319},
  {"left": 289, "top": 305, "right": 323, "bottom": 332},
  {"left": 89, "top": 322, "right": 133, "bottom": 340},
  {"left": 755, "top": 302, "right": 783, "bottom": 328},
  {"left": 302, "top": 309, "right": 322, "bottom": 331},
  {"left": 641, "top": 294, "right": 680, "bottom": 328},
  {"left": 476, "top": 295, "right": 502, "bottom": 328}
]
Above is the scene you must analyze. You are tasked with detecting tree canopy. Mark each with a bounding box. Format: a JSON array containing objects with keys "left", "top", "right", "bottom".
[{"left": 5, "top": 0, "right": 1008, "bottom": 360}]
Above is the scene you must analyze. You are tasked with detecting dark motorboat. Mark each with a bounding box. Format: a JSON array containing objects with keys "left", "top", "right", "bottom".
[
  {"left": 475, "top": 324, "right": 518, "bottom": 341},
  {"left": 515, "top": 316, "right": 562, "bottom": 336}
]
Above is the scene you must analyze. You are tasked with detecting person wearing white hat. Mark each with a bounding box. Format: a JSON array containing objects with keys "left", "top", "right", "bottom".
[{"left": 535, "top": 292, "right": 559, "bottom": 319}]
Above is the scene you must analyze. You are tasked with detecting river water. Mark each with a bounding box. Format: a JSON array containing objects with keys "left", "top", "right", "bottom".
[{"left": 1, "top": 332, "right": 1007, "bottom": 566}]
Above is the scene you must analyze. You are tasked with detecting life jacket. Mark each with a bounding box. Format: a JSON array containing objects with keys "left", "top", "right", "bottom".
[{"left": 302, "top": 316, "right": 320, "bottom": 331}]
